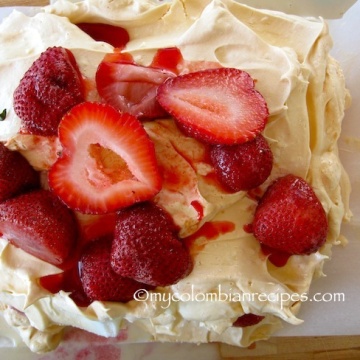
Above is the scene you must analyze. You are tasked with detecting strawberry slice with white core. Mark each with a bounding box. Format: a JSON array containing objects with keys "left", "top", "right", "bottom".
[
  {"left": 48, "top": 102, "right": 162, "bottom": 214},
  {"left": 96, "top": 56, "right": 175, "bottom": 119},
  {"left": 156, "top": 68, "right": 269, "bottom": 145}
]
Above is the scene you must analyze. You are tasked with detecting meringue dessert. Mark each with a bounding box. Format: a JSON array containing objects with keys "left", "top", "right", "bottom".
[{"left": 0, "top": 0, "right": 351, "bottom": 354}]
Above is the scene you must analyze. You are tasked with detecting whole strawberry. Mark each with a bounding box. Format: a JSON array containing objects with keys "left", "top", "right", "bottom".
[
  {"left": 253, "top": 174, "right": 328, "bottom": 255},
  {"left": 13, "top": 47, "right": 84, "bottom": 136},
  {"left": 80, "top": 237, "right": 151, "bottom": 302},
  {"left": 210, "top": 134, "right": 273, "bottom": 191},
  {"left": 0, "top": 143, "right": 40, "bottom": 202},
  {"left": 0, "top": 189, "right": 78, "bottom": 265},
  {"left": 111, "top": 202, "right": 192, "bottom": 287}
]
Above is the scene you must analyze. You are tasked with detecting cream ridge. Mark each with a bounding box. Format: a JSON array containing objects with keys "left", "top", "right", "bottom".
[{"left": 0, "top": 0, "right": 351, "bottom": 353}]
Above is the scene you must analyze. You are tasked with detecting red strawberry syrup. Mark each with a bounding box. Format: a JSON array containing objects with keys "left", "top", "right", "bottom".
[
  {"left": 184, "top": 221, "right": 235, "bottom": 254},
  {"left": 151, "top": 46, "right": 222, "bottom": 75},
  {"left": 247, "top": 187, "right": 264, "bottom": 201},
  {"left": 191, "top": 200, "right": 204, "bottom": 221},
  {"left": 233, "top": 313, "right": 265, "bottom": 327},
  {"left": 151, "top": 47, "right": 183, "bottom": 74},
  {"left": 243, "top": 224, "right": 290, "bottom": 267},
  {"left": 260, "top": 244, "right": 291, "bottom": 267},
  {"left": 76, "top": 23, "right": 130, "bottom": 49},
  {"left": 203, "top": 170, "right": 232, "bottom": 193},
  {"left": 243, "top": 223, "right": 253, "bottom": 234}
]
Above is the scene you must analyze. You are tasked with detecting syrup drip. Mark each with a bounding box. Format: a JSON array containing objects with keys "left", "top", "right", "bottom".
[
  {"left": 247, "top": 187, "right": 264, "bottom": 202},
  {"left": 185, "top": 221, "right": 235, "bottom": 254},
  {"left": 232, "top": 313, "right": 265, "bottom": 327},
  {"left": 151, "top": 47, "right": 183, "bottom": 74},
  {"left": 260, "top": 244, "right": 291, "bottom": 267},
  {"left": 243, "top": 223, "right": 253, "bottom": 234},
  {"left": 191, "top": 200, "right": 204, "bottom": 221},
  {"left": 76, "top": 23, "right": 130, "bottom": 49}
]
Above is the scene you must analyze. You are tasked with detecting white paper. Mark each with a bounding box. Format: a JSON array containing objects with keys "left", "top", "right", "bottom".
[{"left": 236, "top": 0, "right": 358, "bottom": 18}]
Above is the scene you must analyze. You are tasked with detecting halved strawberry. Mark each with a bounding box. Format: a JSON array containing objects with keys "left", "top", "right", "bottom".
[
  {"left": 48, "top": 102, "right": 162, "bottom": 214},
  {"left": 0, "top": 189, "right": 77, "bottom": 266},
  {"left": 96, "top": 53, "right": 175, "bottom": 119},
  {"left": 156, "top": 68, "right": 269, "bottom": 145},
  {"left": 13, "top": 47, "right": 84, "bottom": 136},
  {"left": 76, "top": 23, "right": 130, "bottom": 49}
]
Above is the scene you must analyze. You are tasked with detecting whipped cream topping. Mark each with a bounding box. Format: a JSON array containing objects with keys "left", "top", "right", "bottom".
[{"left": 0, "top": 0, "right": 351, "bottom": 353}]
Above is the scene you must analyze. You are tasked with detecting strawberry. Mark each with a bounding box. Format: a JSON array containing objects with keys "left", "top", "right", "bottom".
[
  {"left": 48, "top": 102, "right": 162, "bottom": 214},
  {"left": 96, "top": 54, "right": 175, "bottom": 119},
  {"left": 0, "top": 189, "right": 78, "bottom": 266},
  {"left": 80, "top": 237, "right": 151, "bottom": 302},
  {"left": 156, "top": 68, "right": 268, "bottom": 145},
  {"left": 233, "top": 313, "right": 265, "bottom": 327},
  {"left": 76, "top": 23, "right": 130, "bottom": 48},
  {"left": 209, "top": 134, "right": 273, "bottom": 192},
  {"left": 0, "top": 143, "right": 40, "bottom": 202},
  {"left": 111, "top": 202, "right": 192, "bottom": 287},
  {"left": 253, "top": 174, "right": 328, "bottom": 255},
  {"left": 40, "top": 266, "right": 91, "bottom": 307},
  {"left": 13, "top": 47, "right": 84, "bottom": 136}
]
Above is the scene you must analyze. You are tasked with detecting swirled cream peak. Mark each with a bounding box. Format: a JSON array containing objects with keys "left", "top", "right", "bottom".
[{"left": 0, "top": 0, "right": 351, "bottom": 354}]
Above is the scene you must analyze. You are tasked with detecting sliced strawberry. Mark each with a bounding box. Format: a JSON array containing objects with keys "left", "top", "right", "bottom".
[
  {"left": 76, "top": 23, "right": 129, "bottom": 49},
  {"left": 80, "top": 237, "right": 151, "bottom": 302},
  {"left": 209, "top": 134, "right": 273, "bottom": 191},
  {"left": 253, "top": 174, "right": 328, "bottom": 255},
  {"left": 156, "top": 68, "right": 269, "bottom": 145},
  {"left": 0, "top": 189, "right": 78, "bottom": 266},
  {"left": 13, "top": 47, "right": 84, "bottom": 136},
  {"left": 48, "top": 102, "right": 162, "bottom": 214},
  {"left": 111, "top": 202, "right": 192, "bottom": 287},
  {"left": 96, "top": 54, "right": 175, "bottom": 119},
  {"left": 0, "top": 142, "right": 40, "bottom": 202}
]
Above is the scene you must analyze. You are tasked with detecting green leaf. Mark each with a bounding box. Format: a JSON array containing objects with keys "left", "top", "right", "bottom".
[{"left": 0, "top": 109, "right": 6, "bottom": 121}]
